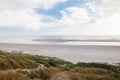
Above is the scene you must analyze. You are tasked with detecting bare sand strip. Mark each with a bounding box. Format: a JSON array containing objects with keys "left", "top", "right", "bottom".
[{"left": 0, "top": 43, "right": 120, "bottom": 64}]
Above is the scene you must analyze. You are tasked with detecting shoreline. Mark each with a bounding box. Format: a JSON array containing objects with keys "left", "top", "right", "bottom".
[
  {"left": 0, "top": 43, "right": 120, "bottom": 64},
  {"left": 1, "top": 42, "right": 120, "bottom": 47}
]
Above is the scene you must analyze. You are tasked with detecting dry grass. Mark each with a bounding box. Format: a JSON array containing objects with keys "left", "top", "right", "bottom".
[
  {"left": 0, "top": 71, "right": 31, "bottom": 80},
  {"left": 0, "top": 50, "right": 119, "bottom": 80}
]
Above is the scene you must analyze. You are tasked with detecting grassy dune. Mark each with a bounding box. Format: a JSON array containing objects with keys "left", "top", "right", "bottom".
[{"left": 0, "top": 50, "right": 120, "bottom": 80}]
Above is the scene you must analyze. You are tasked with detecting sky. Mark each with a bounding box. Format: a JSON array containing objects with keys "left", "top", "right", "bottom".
[{"left": 0, "top": 0, "right": 120, "bottom": 36}]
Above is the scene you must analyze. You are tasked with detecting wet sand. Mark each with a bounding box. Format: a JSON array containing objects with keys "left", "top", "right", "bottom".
[{"left": 0, "top": 43, "right": 120, "bottom": 63}]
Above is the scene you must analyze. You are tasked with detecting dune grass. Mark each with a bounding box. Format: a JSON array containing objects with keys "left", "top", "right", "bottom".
[
  {"left": 0, "top": 71, "right": 31, "bottom": 80},
  {"left": 0, "top": 50, "right": 120, "bottom": 80}
]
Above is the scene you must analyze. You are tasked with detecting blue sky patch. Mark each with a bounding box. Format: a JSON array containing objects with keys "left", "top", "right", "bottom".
[{"left": 36, "top": 0, "right": 87, "bottom": 19}]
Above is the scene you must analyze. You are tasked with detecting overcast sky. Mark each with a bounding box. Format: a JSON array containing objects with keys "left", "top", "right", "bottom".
[{"left": 0, "top": 0, "right": 120, "bottom": 35}]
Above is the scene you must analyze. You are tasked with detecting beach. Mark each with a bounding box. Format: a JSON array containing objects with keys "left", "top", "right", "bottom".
[{"left": 0, "top": 43, "right": 120, "bottom": 64}]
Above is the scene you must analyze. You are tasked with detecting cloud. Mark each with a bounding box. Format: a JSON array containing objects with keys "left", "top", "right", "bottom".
[
  {"left": 41, "top": 0, "right": 120, "bottom": 35},
  {"left": 0, "top": 0, "right": 68, "bottom": 10},
  {"left": 48, "top": 13, "right": 120, "bottom": 36},
  {"left": 86, "top": 0, "right": 120, "bottom": 17},
  {"left": 59, "top": 7, "right": 91, "bottom": 25},
  {"left": 0, "top": 9, "right": 42, "bottom": 29},
  {"left": 58, "top": 0, "right": 120, "bottom": 26},
  {"left": 0, "top": 0, "right": 68, "bottom": 29},
  {"left": 48, "top": 6, "right": 94, "bottom": 28},
  {"left": 0, "top": 0, "right": 120, "bottom": 35}
]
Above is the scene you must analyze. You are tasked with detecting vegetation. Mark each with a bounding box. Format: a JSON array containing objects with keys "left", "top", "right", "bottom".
[
  {"left": 22, "top": 53, "right": 73, "bottom": 67},
  {"left": 0, "top": 50, "right": 120, "bottom": 80},
  {"left": 0, "top": 72, "right": 31, "bottom": 80},
  {"left": 0, "top": 50, "right": 39, "bottom": 70}
]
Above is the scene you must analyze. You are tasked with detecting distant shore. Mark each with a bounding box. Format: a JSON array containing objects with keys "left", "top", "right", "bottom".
[
  {"left": 0, "top": 43, "right": 120, "bottom": 64},
  {"left": 33, "top": 38, "right": 120, "bottom": 42}
]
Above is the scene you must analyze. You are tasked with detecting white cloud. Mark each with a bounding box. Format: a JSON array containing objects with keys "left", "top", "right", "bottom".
[
  {"left": 0, "top": 9, "right": 43, "bottom": 29},
  {"left": 35, "top": 0, "right": 68, "bottom": 10},
  {"left": 0, "top": 0, "right": 120, "bottom": 35},
  {"left": 49, "top": 13, "right": 120, "bottom": 36},
  {"left": 0, "top": 0, "right": 68, "bottom": 29},
  {"left": 42, "top": 0, "right": 120, "bottom": 35},
  {"left": 50, "top": 7, "right": 94, "bottom": 28},
  {"left": 0, "top": 0, "right": 68, "bottom": 10},
  {"left": 59, "top": 7, "right": 91, "bottom": 25},
  {"left": 86, "top": 0, "right": 120, "bottom": 17}
]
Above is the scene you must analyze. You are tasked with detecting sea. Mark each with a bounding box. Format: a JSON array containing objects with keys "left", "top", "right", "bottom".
[
  {"left": 0, "top": 35, "right": 120, "bottom": 46},
  {"left": 0, "top": 35, "right": 120, "bottom": 63}
]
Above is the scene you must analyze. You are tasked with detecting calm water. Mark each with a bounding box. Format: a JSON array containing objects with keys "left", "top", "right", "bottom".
[
  {"left": 0, "top": 35, "right": 120, "bottom": 46},
  {"left": 0, "top": 35, "right": 120, "bottom": 63}
]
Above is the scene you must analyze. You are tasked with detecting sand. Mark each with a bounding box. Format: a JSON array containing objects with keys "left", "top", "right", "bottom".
[{"left": 0, "top": 43, "right": 120, "bottom": 64}]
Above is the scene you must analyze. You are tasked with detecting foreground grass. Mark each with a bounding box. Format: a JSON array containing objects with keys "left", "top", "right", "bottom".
[
  {"left": 0, "top": 50, "right": 39, "bottom": 70},
  {"left": 0, "top": 72, "right": 31, "bottom": 80},
  {"left": 0, "top": 50, "right": 120, "bottom": 80}
]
